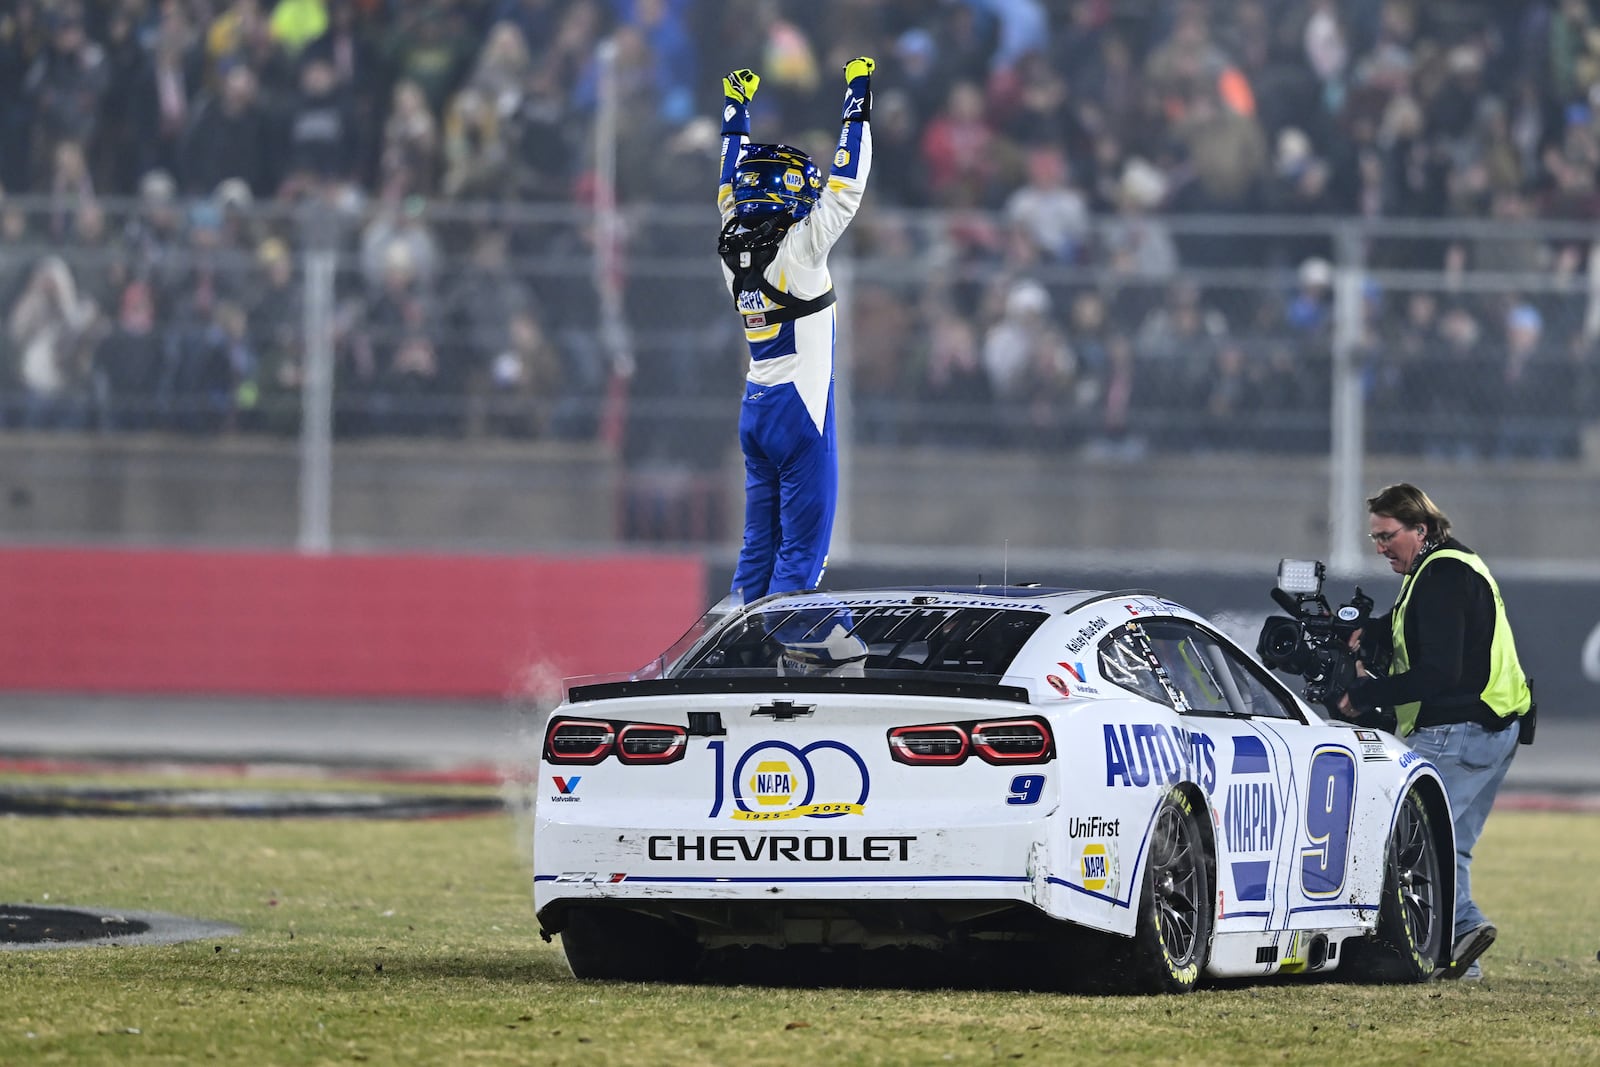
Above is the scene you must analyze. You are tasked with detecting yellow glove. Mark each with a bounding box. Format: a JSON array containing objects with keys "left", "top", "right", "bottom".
[
  {"left": 843, "top": 56, "right": 875, "bottom": 82},
  {"left": 723, "top": 68, "right": 760, "bottom": 104}
]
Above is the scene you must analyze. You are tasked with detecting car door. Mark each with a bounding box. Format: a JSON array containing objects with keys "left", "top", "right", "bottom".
[{"left": 1122, "top": 618, "right": 1330, "bottom": 936}]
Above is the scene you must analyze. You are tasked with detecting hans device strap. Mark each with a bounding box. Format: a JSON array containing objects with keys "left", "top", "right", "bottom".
[{"left": 718, "top": 218, "right": 837, "bottom": 328}]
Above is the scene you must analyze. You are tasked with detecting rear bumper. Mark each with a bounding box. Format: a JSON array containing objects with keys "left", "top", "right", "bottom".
[{"left": 533, "top": 822, "right": 1045, "bottom": 916}]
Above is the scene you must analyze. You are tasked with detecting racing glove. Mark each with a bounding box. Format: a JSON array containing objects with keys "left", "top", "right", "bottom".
[
  {"left": 842, "top": 56, "right": 874, "bottom": 122},
  {"left": 722, "top": 68, "right": 759, "bottom": 137},
  {"left": 723, "top": 68, "right": 760, "bottom": 104}
]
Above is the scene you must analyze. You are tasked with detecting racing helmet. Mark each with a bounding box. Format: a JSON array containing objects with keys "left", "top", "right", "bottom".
[{"left": 732, "top": 143, "right": 823, "bottom": 223}]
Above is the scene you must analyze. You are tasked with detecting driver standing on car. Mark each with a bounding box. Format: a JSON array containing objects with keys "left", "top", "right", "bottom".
[
  {"left": 716, "top": 57, "right": 874, "bottom": 606},
  {"left": 1335, "top": 482, "right": 1534, "bottom": 982}
]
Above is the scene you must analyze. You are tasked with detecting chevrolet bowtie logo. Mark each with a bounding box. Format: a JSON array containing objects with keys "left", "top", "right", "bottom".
[{"left": 751, "top": 700, "right": 816, "bottom": 720}]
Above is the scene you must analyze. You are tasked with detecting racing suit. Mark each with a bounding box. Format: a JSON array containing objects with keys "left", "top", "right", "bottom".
[
  {"left": 718, "top": 73, "right": 872, "bottom": 605},
  {"left": 1346, "top": 537, "right": 1532, "bottom": 955}
]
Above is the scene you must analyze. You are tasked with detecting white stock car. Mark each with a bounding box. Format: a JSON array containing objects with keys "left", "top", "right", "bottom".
[{"left": 532, "top": 586, "right": 1453, "bottom": 992}]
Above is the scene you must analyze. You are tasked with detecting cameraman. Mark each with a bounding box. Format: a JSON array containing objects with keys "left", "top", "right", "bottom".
[{"left": 1336, "top": 483, "right": 1533, "bottom": 982}]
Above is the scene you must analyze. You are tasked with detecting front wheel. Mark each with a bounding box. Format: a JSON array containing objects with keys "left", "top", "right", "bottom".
[
  {"left": 1343, "top": 785, "right": 1444, "bottom": 982},
  {"left": 1116, "top": 788, "right": 1212, "bottom": 994}
]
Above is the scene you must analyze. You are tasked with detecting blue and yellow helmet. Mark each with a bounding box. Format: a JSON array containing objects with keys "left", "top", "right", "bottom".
[{"left": 732, "top": 143, "right": 823, "bottom": 223}]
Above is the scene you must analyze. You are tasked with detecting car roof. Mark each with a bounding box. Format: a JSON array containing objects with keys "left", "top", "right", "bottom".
[{"left": 758, "top": 586, "right": 1171, "bottom": 612}]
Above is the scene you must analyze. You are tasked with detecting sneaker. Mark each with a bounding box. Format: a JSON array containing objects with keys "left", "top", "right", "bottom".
[
  {"left": 1460, "top": 961, "right": 1483, "bottom": 982},
  {"left": 1435, "top": 923, "right": 1496, "bottom": 981}
]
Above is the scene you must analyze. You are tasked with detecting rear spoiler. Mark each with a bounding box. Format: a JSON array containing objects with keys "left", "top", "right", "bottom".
[{"left": 566, "top": 676, "right": 1032, "bottom": 705}]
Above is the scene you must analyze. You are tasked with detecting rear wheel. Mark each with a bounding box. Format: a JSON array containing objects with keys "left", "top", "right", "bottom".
[
  {"left": 1343, "top": 786, "right": 1444, "bottom": 982},
  {"left": 1116, "top": 789, "right": 1212, "bottom": 994},
  {"left": 559, "top": 907, "right": 697, "bottom": 982}
]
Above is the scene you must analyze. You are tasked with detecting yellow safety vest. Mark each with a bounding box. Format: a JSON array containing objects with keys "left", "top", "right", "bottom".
[{"left": 1390, "top": 548, "right": 1531, "bottom": 737}]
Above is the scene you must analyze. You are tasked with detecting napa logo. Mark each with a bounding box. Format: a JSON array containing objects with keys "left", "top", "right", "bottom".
[
  {"left": 711, "top": 739, "right": 870, "bottom": 821},
  {"left": 1080, "top": 843, "right": 1110, "bottom": 892},
  {"left": 750, "top": 760, "right": 796, "bottom": 807},
  {"left": 783, "top": 168, "right": 804, "bottom": 191}
]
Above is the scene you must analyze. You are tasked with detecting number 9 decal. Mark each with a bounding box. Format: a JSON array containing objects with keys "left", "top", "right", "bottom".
[
  {"left": 1300, "top": 747, "right": 1355, "bottom": 898},
  {"left": 1007, "top": 774, "right": 1046, "bottom": 806}
]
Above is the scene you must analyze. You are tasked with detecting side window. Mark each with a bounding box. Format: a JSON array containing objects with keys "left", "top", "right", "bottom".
[
  {"left": 1145, "top": 624, "right": 1232, "bottom": 714},
  {"left": 1141, "top": 621, "right": 1299, "bottom": 720},
  {"left": 1218, "top": 647, "right": 1300, "bottom": 720},
  {"left": 1097, "top": 630, "right": 1173, "bottom": 707}
]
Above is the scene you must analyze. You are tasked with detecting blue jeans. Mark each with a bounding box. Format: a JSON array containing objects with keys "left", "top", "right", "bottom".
[{"left": 1405, "top": 719, "right": 1520, "bottom": 936}]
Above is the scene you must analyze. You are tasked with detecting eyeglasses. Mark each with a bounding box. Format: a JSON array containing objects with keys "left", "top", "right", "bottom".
[{"left": 1368, "top": 527, "right": 1411, "bottom": 546}]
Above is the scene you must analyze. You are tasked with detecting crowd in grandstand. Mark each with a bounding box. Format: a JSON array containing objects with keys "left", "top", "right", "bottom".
[{"left": 1, "top": 0, "right": 1597, "bottom": 459}]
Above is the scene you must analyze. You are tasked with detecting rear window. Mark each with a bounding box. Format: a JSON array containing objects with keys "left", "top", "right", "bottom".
[{"left": 671, "top": 603, "right": 1048, "bottom": 684}]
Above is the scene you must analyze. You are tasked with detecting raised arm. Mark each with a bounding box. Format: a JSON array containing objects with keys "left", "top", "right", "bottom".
[
  {"left": 718, "top": 68, "right": 760, "bottom": 225},
  {"left": 786, "top": 57, "right": 875, "bottom": 262}
]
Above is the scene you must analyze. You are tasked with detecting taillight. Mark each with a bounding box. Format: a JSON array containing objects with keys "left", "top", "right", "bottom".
[
  {"left": 544, "top": 719, "right": 615, "bottom": 764},
  {"left": 544, "top": 718, "right": 688, "bottom": 765},
  {"left": 888, "top": 724, "right": 970, "bottom": 765},
  {"left": 888, "top": 718, "right": 1053, "bottom": 766},
  {"left": 971, "top": 719, "right": 1052, "bottom": 764},
  {"left": 617, "top": 723, "right": 688, "bottom": 765}
]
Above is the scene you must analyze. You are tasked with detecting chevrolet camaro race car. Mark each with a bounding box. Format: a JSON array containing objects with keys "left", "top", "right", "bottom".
[{"left": 532, "top": 586, "right": 1454, "bottom": 992}]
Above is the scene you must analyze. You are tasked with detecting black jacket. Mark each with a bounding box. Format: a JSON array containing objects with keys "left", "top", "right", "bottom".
[{"left": 1347, "top": 537, "right": 1508, "bottom": 730}]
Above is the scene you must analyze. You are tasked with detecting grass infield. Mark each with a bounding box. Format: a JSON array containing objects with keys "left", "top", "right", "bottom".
[{"left": 2, "top": 773, "right": 1598, "bottom": 1067}]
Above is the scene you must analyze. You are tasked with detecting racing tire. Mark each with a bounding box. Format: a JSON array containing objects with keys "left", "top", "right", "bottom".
[
  {"left": 1117, "top": 788, "right": 1213, "bottom": 994},
  {"left": 559, "top": 907, "right": 697, "bottom": 982},
  {"left": 1342, "top": 785, "right": 1444, "bottom": 983}
]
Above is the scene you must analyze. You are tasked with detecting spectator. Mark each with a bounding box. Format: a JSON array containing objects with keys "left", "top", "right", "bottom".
[
  {"left": 916, "top": 304, "right": 994, "bottom": 447},
  {"left": 1100, "top": 157, "right": 1178, "bottom": 284},
  {"left": 1496, "top": 302, "right": 1568, "bottom": 460},
  {"left": 91, "top": 2, "right": 151, "bottom": 195},
  {"left": 130, "top": 6, "right": 200, "bottom": 183},
  {"left": 360, "top": 194, "right": 439, "bottom": 294},
  {"left": 65, "top": 197, "right": 121, "bottom": 315},
  {"left": 1129, "top": 278, "right": 1227, "bottom": 420},
  {"left": 621, "top": 0, "right": 696, "bottom": 125},
  {"left": 440, "top": 86, "right": 509, "bottom": 199},
  {"left": 246, "top": 236, "right": 304, "bottom": 435},
  {"left": 440, "top": 228, "right": 527, "bottom": 396},
  {"left": 380, "top": 79, "right": 440, "bottom": 197},
  {"left": 23, "top": 4, "right": 108, "bottom": 190},
  {"left": 7, "top": 254, "right": 97, "bottom": 429},
  {"left": 93, "top": 279, "right": 165, "bottom": 431},
  {"left": 1284, "top": 256, "right": 1335, "bottom": 338},
  {"left": 1425, "top": 305, "right": 1493, "bottom": 461},
  {"left": 471, "top": 307, "right": 565, "bottom": 439},
  {"left": 178, "top": 62, "right": 276, "bottom": 198},
  {"left": 361, "top": 239, "right": 442, "bottom": 435},
  {"left": 982, "top": 279, "right": 1069, "bottom": 409},
  {"left": 45, "top": 139, "right": 94, "bottom": 239},
  {"left": 0, "top": 4, "right": 42, "bottom": 194},
  {"left": 383, "top": 1, "right": 477, "bottom": 116},
  {"left": 269, "top": 0, "right": 330, "bottom": 61},
  {"left": 852, "top": 282, "right": 916, "bottom": 445},
  {"left": 165, "top": 298, "right": 255, "bottom": 434},
  {"left": 920, "top": 80, "right": 1004, "bottom": 207},
  {"left": 281, "top": 55, "right": 359, "bottom": 190},
  {"left": 1004, "top": 144, "right": 1089, "bottom": 263}
]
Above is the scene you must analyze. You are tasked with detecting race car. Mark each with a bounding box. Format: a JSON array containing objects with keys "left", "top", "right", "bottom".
[{"left": 531, "top": 586, "right": 1453, "bottom": 992}]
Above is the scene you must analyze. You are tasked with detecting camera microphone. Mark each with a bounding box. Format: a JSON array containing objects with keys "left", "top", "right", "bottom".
[{"left": 1270, "top": 588, "right": 1301, "bottom": 616}]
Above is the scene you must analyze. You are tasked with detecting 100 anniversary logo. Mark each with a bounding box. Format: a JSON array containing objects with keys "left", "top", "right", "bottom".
[{"left": 706, "top": 739, "right": 870, "bottom": 821}]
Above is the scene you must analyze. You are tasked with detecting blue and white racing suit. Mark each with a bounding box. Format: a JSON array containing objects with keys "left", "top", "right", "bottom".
[{"left": 718, "top": 79, "right": 872, "bottom": 605}]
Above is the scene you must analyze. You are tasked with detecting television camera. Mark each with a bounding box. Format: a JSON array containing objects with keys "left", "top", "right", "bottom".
[{"left": 1256, "top": 559, "right": 1390, "bottom": 714}]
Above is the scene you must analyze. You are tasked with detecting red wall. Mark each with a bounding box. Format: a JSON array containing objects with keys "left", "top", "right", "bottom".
[{"left": 0, "top": 548, "right": 706, "bottom": 698}]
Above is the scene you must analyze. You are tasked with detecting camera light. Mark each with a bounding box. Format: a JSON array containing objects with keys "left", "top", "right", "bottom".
[{"left": 1277, "top": 558, "right": 1325, "bottom": 596}]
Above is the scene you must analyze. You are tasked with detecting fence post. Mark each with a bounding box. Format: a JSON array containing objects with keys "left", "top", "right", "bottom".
[
  {"left": 1328, "top": 223, "right": 1366, "bottom": 574},
  {"left": 298, "top": 247, "right": 336, "bottom": 555}
]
